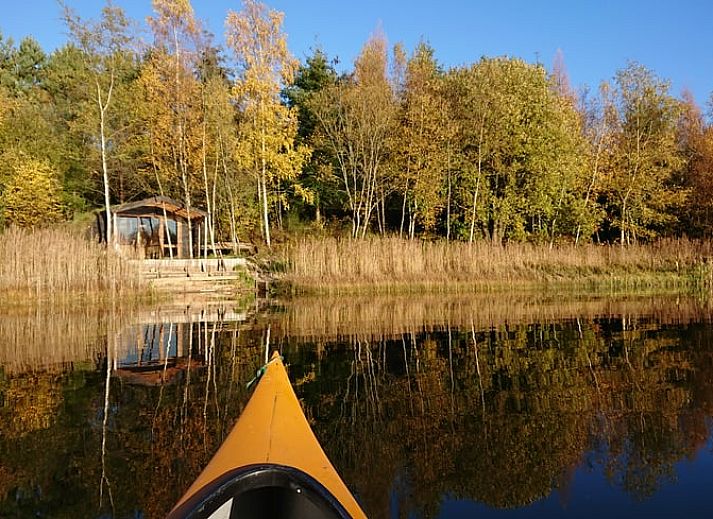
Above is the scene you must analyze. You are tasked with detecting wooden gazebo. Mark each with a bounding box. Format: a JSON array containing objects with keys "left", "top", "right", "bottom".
[{"left": 96, "top": 196, "right": 208, "bottom": 258}]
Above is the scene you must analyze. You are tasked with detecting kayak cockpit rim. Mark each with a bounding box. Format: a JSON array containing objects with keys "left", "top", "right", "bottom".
[{"left": 167, "top": 463, "right": 355, "bottom": 519}]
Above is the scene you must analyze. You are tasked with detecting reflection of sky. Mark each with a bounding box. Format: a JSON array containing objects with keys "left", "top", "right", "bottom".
[
  {"left": 430, "top": 437, "right": 713, "bottom": 519},
  {"left": 117, "top": 323, "right": 179, "bottom": 367}
]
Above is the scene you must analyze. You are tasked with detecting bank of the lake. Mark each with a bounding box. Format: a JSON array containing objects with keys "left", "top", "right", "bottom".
[
  {"left": 0, "top": 226, "right": 147, "bottom": 306},
  {"left": 0, "top": 227, "right": 260, "bottom": 306},
  {"left": 278, "top": 236, "right": 713, "bottom": 295},
  {"left": 5, "top": 227, "right": 713, "bottom": 303}
]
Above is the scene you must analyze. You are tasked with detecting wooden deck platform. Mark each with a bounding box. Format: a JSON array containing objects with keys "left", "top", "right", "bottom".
[{"left": 131, "top": 258, "right": 257, "bottom": 295}]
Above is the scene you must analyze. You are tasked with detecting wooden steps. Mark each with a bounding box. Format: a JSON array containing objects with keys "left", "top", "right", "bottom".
[{"left": 130, "top": 258, "right": 258, "bottom": 295}]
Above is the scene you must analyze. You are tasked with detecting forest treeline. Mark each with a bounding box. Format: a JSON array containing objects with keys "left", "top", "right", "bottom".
[{"left": 1, "top": 0, "right": 713, "bottom": 248}]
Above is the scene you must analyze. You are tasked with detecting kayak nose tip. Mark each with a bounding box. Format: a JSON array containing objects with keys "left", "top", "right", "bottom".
[{"left": 270, "top": 350, "right": 282, "bottom": 361}]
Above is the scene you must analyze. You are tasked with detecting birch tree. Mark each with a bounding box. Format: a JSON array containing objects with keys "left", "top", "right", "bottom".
[
  {"left": 575, "top": 83, "right": 616, "bottom": 244},
  {"left": 226, "top": 0, "right": 308, "bottom": 248},
  {"left": 448, "top": 58, "right": 588, "bottom": 243},
  {"left": 144, "top": 0, "right": 204, "bottom": 257},
  {"left": 607, "top": 63, "right": 684, "bottom": 245},
  {"left": 310, "top": 31, "right": 397, "bottom": 238},
  {"left": 395, "top": 42, "right": 451, "bottom": 238},
  {"left": 63, "top": 2, "right": 132, "bottom": 245},
  {"left": 198, "top": 48, "right": 240, "bottom": 254}
]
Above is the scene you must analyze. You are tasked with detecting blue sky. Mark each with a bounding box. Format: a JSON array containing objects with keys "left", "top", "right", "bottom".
[{"left": 1, "top": 0, "right": 712, "bottom": 106}]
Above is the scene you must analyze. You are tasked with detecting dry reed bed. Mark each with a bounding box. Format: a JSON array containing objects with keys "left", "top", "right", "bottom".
[
  {"left": 271, "top": 293, "right": 713, "bottom": 343},
  {"left": 284, "top": 237, "right": 713, "bottom": 292},
  {"left": 0, "top": 226, "right": 141, "bottom": 300}
]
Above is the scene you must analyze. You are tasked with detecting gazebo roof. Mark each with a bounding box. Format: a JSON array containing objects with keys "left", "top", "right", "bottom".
[{"left": 111, "top": 196, "right": 207, "bottom": 220}]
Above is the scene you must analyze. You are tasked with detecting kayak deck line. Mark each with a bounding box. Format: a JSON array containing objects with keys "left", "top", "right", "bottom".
[{"left": 168, "top": 352, "right": 367, "bottom": 519}]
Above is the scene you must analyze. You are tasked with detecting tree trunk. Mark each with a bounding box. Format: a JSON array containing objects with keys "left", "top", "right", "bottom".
[
  {"left": 261, "top": 164, "right": 271, "bottom": 248},
  {"left": 446, "top": 167, "right": 452, "bottom": 242},
  {"left": 469, "top": 176, "right": 481, "bottom": 244},
  {"left": 100, "top": 109, "right": 112, "bottom": 247},
  {"left": 97, "top": 80, "right": 113, "bottom": 248}
]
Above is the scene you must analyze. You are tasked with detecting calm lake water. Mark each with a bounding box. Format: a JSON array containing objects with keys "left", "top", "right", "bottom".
[{"left": 1, "top": 293, "right": 712, "bottom": 518}]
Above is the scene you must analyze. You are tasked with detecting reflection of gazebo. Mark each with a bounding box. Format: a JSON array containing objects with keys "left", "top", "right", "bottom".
[{"left": 95, "top": 196, "right": 207, "bottom": 258}]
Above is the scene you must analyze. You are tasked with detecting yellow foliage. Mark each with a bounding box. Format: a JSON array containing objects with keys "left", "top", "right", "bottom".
[
  {"left": 226, "top": 0, "right": 309, "bottom": 245},
  {"left": 141, "top": 0, "right": 205, "bottom": 207},
  {"left": 0, "top": 87, "right": 10, "bottom": 125},
  {"left": 1, "top": 374, "right": 62, "bottom": 438},
  {"left": 1, "top": 153, "right": 64, "bottom": 227}
]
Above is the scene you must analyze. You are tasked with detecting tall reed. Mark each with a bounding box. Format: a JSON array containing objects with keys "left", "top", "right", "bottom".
[
  {"left": 284, "top": 236, "right": 713, "bottom": 293},
  {"left": 0, "top": 226, "right": 141, "bottom": 301}
]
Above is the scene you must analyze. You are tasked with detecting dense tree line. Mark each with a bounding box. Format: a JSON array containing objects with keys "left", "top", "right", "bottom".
[{"left": 1, "top": 0, "right": 712, "bottom": 248}]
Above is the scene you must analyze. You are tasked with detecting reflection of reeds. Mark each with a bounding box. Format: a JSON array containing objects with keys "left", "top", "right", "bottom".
[
  {"left": 0, "top": 305, "right": 109, "bottom": 374},
  {"left": 273, "top": 293, "right": 713, "bottom": 342},
  {"left": 284, "top": 237, "right": 713, "bottom": 292},
  {"left": 0, "top": 226, "right": 141, "bottom": 301}
]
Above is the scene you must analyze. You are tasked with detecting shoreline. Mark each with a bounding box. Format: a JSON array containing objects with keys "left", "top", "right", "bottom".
[{"left": 277, "top": 236, "right": 713, "bottom": 296}]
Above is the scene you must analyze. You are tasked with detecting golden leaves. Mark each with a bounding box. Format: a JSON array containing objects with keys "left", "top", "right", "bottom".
[
  {"left": 226, "top": 0, "right": 298, "bottom": 102},
  {"left": 0, "top": 153, "right": 64, "bottom": 228},
  {"left": 227, "top": 0, "right": 309, "bottom": 244},
  {"left": 148, "top": 0, "right": 199, "bottom": 49}
]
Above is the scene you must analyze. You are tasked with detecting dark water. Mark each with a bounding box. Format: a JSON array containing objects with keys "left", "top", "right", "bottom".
[{"left": 1, "top": 294, "right": 712, "bottom": 518}]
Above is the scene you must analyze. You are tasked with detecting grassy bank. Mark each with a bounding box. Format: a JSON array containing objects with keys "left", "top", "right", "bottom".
[
  {"left": 0, "top": 226, "right": 143, "bottom": 304},
  {"left": 281, "top": 236, "right": 713, "bottom": 294}
]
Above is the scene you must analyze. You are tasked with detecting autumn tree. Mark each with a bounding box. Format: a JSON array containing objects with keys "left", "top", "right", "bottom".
[
  {"left": 0, "top": 86, "right": 8, "bottom": 125},
  {"left": 141, "top": 0, "right": 204, "bottom": 257},
  {"left": 1, "top": 153, "right": 64, "bottom": 227},
  {"left": 574, "top": 83, "right": 616, "bottom": 243},
  {"left": 605, "top": 63, "right": 684, "bottom": 245},
  {"left": 446, "top": 58, "right": 588, "bottom": 244},
  {"left": 197, "top": 46, "right": 241, "bottom": 253},
  {"left": 551, "top": 48, "right": 573, "bottom": 100},
  {"left": 0, "top": 35, "right": 76, "bottom": 221},
  {"left": 63, "top": 2, "right": 134, "bottom": 245},
  {"left": 677, "top": 90, "right": 713, "bottom": 236},
  {"left": 394, "top": 41, "right": 452, "bottom": 238},
  {"left": 226, "top": 0, "right": 309, "bottom": 247},
  {"left": 310, "top": 31, "right": 397, "bottom": 238}
]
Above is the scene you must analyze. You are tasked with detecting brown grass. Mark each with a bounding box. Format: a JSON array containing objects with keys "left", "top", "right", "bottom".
[
  {"left": 0, "top": 226, "right": 142, "bottom": 302},
  {"left": 282, "top": 236, "right": 713, "bottom": 294}
]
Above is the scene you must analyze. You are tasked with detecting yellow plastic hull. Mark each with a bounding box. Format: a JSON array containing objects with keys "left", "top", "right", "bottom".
[{"left": 169, "top": 352, "right": 366, "bottom": 518}]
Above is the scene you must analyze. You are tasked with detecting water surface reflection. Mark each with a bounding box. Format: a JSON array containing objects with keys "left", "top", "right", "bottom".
[{"left": 0, "top": 294, "right": 712, "bottom": 518}]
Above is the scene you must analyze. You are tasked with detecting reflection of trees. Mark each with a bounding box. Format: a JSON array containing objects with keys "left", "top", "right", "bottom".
[
  {"left": 0, "top": 369, "right": 103, "bottom": 518},
  {"left": 1, "top": 299, "right": 713, "bottom": 518},
  {"left": 296, "top": 317, "right": 713, "bottom": 518},
  {"left": 104, "top": 328, "right": 263, "bottom": 518},
  {"left": 0, "top": 321, "right": 264, "bottom": 518}
]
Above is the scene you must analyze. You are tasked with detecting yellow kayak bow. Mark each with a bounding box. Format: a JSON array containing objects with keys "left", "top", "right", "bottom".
[{"left": 168, "top": 352, "right": 367, "bottom": 519}]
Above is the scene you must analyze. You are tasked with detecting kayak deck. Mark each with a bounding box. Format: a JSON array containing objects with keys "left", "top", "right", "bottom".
[{"left": 168, "top": 352, "right": 366, "bottom": 519}]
